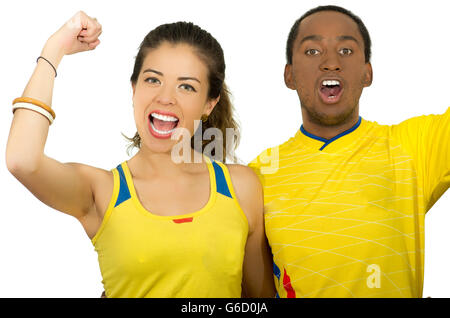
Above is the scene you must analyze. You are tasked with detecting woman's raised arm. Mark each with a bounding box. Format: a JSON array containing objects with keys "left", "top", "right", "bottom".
[{"left": 5, "top": 11, "right": 104, "bottom": 221}]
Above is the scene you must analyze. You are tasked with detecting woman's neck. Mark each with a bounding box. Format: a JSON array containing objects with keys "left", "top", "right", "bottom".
[{"left": 129, "top": 147, "right": 206, "bottom": 178}]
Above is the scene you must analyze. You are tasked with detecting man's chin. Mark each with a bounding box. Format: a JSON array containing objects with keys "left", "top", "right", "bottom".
[
  {"left": 313, "top": 116, "right": 349, "bottom": 127},
  {"left": 304, "top": 107, "right": 357, "bottom": 127}
]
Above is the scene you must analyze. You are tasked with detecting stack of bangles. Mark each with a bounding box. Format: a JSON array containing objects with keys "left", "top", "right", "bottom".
[{"left": 12, "top": 97, "right": 56, "bottom": 125}]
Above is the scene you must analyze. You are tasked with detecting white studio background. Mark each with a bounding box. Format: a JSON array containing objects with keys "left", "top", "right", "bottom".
[{"left": 0, "top": 0, "right": 449, "bottom": 297}]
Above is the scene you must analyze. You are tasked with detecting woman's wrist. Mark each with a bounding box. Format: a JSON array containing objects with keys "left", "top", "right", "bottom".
[{"left": 40, "top": 35, "right": 66, "bottom": 69}]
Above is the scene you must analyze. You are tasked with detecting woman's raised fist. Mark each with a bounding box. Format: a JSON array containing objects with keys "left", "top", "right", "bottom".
[{"left": 49, "top": 11, "right": 102, "bottom": 56}]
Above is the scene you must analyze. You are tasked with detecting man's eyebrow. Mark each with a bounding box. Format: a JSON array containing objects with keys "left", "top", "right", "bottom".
[
  {"left": 299, "top": 35, "right": 323, "bottom": 46},
  {"left": 337, "top": 35, "right": 360, "bottom": 44},
  {"left": 299, "top": 35, "right": 361, "bottom": 46}
]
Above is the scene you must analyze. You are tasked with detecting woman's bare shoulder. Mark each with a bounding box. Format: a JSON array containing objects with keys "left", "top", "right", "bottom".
[
  {"left": 225, "top": 163, "right": 263, "bottom": 231},
  {"left": 70, "top": 163, "right": 112, "bottom": 191},
  {"left": 88, "top": 165, "right": 114, "bottom": 216},
  {"left": 226, "top": 163, "right": 261, "bottom": 188},
  {"left": 68, "top": 163, "right": 114, "bottom": 239},
  {"left": 69, "top": 163, "right": 114, "bottom": 217}
]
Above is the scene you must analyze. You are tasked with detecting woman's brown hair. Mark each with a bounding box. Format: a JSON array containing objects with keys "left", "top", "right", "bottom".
[{"left": 124, "top": 22, "right": 240, "bottom": 163}]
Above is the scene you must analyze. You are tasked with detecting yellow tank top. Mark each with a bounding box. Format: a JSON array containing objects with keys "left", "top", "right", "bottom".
[{"left": 91, "top": 157, "right": 248, "bottom": 298}]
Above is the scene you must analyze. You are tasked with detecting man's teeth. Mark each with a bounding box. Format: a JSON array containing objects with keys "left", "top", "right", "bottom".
[
  {"left": 322, "top": 80, "right": 340, "bottom": 86},
  {"left": 151, "top": 113, "right": 178, "bottom": 122}
]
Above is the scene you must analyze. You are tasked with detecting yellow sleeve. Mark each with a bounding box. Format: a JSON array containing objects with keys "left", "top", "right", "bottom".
[{"left": 391, "top": 107, "right": 450, "bottom": 211}]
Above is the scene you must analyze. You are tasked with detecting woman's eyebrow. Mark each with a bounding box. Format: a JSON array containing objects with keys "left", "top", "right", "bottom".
[
  {"left": 143, "top": 68, "right": 163, "bottom": 76},
  {"left": 178, "top": 76, "right": 201, "bottom": 83},
  {"left": 142, "top": 69, "right": 200, "bottom": 83}
]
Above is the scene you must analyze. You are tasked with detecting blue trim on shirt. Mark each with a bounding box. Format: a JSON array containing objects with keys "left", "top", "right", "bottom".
[
  {"left": 212, "top": 161, "right": 232, "bottom": 198},
  {"left": 300, "top": 116, "right": 362, "bottom": 151},
  {"left": 273, "top": 263, "right": 281, "bottom": 280},
  {"left": 115, "top": 164, "right": 131, "bottom": 207}
]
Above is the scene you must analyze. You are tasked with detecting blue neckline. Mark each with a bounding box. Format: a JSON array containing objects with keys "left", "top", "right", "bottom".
[{"left": 300, "top": 116, "right": 362, "bottom": 151}]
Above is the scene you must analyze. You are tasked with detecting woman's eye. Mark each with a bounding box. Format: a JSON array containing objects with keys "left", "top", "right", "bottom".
[
  {"left": 305, "top": 48, "right": 320, "bottom": 56},
  {"left": 145, "top": 77, "right": 160, "bottom": 84},
  {"left": 180, "top": 84, "right": 196, "bottom": 92},
  {"left": 339, "top": 48, "right": 353, "bottom": 55}
]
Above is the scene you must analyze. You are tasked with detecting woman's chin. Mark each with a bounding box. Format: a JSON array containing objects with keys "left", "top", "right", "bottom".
[{"left": 140, "top": 139, "right": 177, "bottom": 156}]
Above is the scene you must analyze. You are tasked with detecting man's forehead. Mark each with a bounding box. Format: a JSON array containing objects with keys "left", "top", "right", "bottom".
[{"left": 297, "top": 11, "right": 363, "bottom": 43}]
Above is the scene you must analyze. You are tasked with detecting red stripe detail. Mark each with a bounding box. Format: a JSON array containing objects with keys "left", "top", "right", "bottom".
[
  {"left": 172, "top": 217, "right": 194, "bottom": 224},
  {"left": 283, "top": 269, "right": 296, "bottom": 298}
]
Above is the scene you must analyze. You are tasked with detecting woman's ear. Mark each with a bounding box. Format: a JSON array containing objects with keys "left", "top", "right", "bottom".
[
  {"left": 131, "top": 83, "right": 136, "bottom": 108},
  {"left": 205, "top": 95, "right": 220, "bottom": 116}
]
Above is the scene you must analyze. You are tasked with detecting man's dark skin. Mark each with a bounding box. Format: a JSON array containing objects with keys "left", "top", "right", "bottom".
[{"left": 284, "top": 10, "right": 373, "bottom": 140}]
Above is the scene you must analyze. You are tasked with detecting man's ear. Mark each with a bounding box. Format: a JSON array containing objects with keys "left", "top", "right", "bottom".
[
  {"left": 363, "top": 62, "right": 373, "bottom": 87},
  {"left": 284, "top": 64, "right": 296, "bottom": 90}
]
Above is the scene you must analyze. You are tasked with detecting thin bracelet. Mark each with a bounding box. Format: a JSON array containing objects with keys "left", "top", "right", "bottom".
[
  {"left": 12, "top": 102, "right": 54, "bottom": 125},
  {"left": 37, "top": 56, "right": 57, "bottom": 77},
  {"left": 12, "top": 96, "right": 56, "bottom": 120}
]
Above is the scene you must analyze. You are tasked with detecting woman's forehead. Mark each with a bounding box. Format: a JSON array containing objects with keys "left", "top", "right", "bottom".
[{"left": 141, "top": 43, "right": 209, "bottom": 78}]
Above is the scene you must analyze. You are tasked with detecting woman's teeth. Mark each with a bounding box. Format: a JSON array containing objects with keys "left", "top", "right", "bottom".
[
  {"left": 150, "top": 121, "right": 177, "bottom": 134},
  {"left": 149, "top": 112, "right": 179, "bottom": 135},
  {"left": 151, "top": 113, "right": 178, "bottom": 122}
]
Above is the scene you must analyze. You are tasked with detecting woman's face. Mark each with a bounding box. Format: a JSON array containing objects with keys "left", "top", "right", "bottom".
[{"left": 132, "top": 42, "right": 218, "bottom": 154}]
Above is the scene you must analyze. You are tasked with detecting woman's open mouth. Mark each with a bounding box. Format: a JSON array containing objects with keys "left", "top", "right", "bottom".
[
  {"left": 318, "top": 79, "right": 344, "bottom": 104},
  {"left": 148, "top": 111, "right": 180, "bottom": 139}
]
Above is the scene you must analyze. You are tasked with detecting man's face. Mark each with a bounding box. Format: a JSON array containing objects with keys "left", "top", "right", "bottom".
[{"left": 285, "top": 11, "right": 372, "bottom": 127}]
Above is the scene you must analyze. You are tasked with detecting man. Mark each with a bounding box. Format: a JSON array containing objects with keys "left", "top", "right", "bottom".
[{"left": 249, "top": 5, "right": 450, "bottom": 297}]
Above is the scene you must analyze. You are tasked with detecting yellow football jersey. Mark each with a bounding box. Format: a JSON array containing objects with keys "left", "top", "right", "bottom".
[{"left": 249, "top": 108, "right": 450, "bottom": 298}]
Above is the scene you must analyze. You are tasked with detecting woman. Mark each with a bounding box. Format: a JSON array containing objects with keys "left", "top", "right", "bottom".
[{"left": 6, "top": 11, "right": 275, "bottom": 298}]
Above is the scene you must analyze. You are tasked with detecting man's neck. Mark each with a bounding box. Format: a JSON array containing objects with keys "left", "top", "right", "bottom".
[{"left": 301, "top": 114, "right": 361, "bottom": 140}]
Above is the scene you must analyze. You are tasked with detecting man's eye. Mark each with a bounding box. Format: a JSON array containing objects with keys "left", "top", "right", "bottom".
[
  {"left": 339, "top": 48, "right": 353, "bottom": 55},
  {"left": 305, "top": 49, "right": 320, "bottom": 56},
  {"left": 180, "top": 84, "right": 196, "bottom": 92},
  {"left": 144, "top": 77, "right": 160, "bottom": 84}
]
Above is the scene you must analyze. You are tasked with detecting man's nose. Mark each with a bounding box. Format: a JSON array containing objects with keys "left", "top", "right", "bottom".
[{"left": 319, "top": 53, "right": 341, "bottom": 72}]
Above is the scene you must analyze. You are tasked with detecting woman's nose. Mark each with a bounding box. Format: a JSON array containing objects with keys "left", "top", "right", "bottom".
[{"left": 156, "top": 85, "right": 176, "bottom": 105}]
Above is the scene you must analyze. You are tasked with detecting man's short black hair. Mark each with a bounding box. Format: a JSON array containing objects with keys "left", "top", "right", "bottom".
[{"left": 286, "top": 5, "right": 372, "bottom": 64}]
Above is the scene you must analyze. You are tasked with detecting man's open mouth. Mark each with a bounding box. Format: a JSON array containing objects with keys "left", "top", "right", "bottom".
[{"left": 319, "top": 79, "right": 343, "bottom": 103}]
